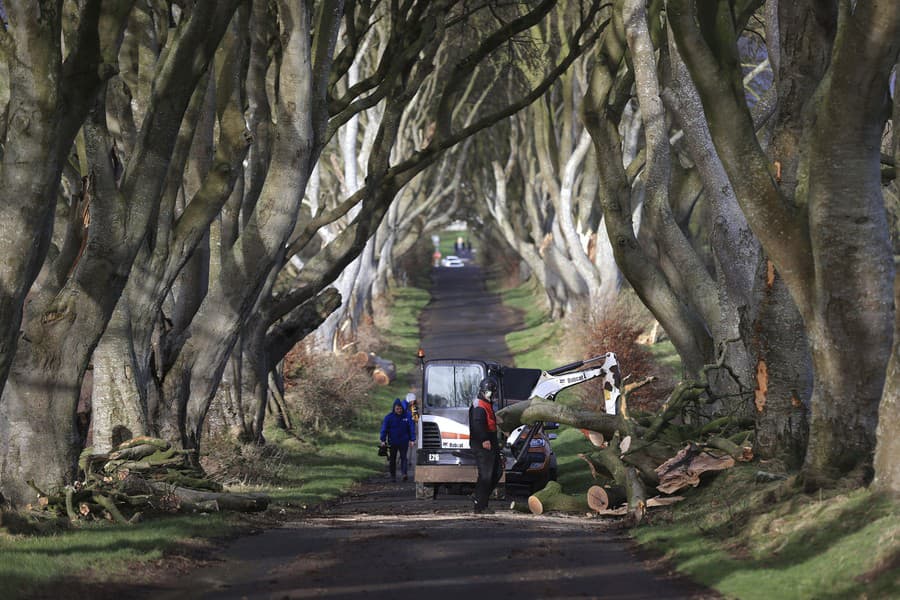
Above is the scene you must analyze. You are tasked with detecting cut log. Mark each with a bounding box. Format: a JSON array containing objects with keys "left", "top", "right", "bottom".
[
  {"left": 527, "top": 481, "right": 588, "bottom": 515},
  {"left": 655, "top": 444, "right": 735, "bottom": 494},
  {"left": 149, "top": 483, "right": 269, "bottom": 512},
  {"left": 594, "top": 505, "right": 629, "bottom": 517},
  {"left": 587, "top": 485, "right": 627, "bottom": 512},
  {"left": 354, "top": 351, "right": 396, "bottom": 385},
  {"left": 65, "top": 487, "right": 78, "bottom": 523},
  {"left": 372, "top": 365, "right": 396, "bottom": 385},
  {"left": 582, "top": 436, "right": 648, "bottom": 521},
  {"left": 162, "top": 470, "right": 223, "bottom": 492},
  {"left": 513, "top": 398, "right": 630, "bottom": 438},
  {"left": 116, "top": 437, "right": 171, "bottom": 451},
  {"left": 93, "top": 493, "right": 130, "bottom": 524},
  {"left": 581, "top": 430, "right": 607, "bottom": 447},
  {"left": 180, "top": 499, "right": 220, "bottom": 513},
  {"left": 626, "top": 466, "right": 647, "bottom": 522},
  {"left": 109, "top": 444, "right": 160, "bottom": 461},
  {"left": 496, "top": 400, "right": 530, "bottom": 432}
]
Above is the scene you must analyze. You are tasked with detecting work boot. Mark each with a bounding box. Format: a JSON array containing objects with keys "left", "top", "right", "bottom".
[{"left": 402, "top": 475, "right": 408, "bottom": 481}]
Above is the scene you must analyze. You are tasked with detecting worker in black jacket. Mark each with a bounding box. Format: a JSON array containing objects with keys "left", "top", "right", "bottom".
[{"left": 469, "top": 376, "right": 503, "bottom": 513}]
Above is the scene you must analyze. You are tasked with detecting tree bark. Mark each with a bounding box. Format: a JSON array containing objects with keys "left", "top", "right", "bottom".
[
  {"left": 669, "top": 0, "right": 899, "bottom": 482},
  {"left": 0, "top": 2, "right": 136, "bottom": 396},
  {"left": 0, "top": 2, "right": 241, "bottom": 505},
  {"left": 873, "top": 270, "right": 900, "bottom": 494}
]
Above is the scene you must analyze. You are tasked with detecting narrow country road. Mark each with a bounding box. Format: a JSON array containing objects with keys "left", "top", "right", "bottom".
[{"left": 128, "top": 263, "right": 718, "bottom": 600}]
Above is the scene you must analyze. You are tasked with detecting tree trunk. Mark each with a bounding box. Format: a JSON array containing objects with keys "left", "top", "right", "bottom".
[
  {"left": 746, "top": 259, "right": 811, "bottom": 467},
  {"left": 873, "top": 278, "right": 900, "bottom": 493},
  {"left": 91, "top": 305, "right": 150, "bottom": 452},
  {"left": 0, "top": 351, "right": 88, "bottom": 505},
  {"left": 0, "top": 3, "right": 134, "bottom": 395},
  {"left": 669, "top": 0, "right": 899, "bottom": 483},
  {"left": 582, "top": 5, "right": 715, "bottom": 377}
]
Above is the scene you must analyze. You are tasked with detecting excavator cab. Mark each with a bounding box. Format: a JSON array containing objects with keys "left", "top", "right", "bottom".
[
  {"left": 414, "top": 358, "right": 549, "bottom": 497},
  {"left": 414, "top": 352, "right": 620, "bottom": 499}
]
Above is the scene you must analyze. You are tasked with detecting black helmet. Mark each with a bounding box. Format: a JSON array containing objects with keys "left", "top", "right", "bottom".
[{"left": 478, "top": 376, "right": 498, "bottom": 399}]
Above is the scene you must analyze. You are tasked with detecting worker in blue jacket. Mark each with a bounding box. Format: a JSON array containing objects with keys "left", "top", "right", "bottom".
[{"left": 380, "top": 398, "right": 416, "bottom": 482}]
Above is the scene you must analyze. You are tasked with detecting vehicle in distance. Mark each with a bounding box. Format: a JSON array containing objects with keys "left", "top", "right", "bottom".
[{"left": 440, "top": 255, "right": 465, "bottom": 267}]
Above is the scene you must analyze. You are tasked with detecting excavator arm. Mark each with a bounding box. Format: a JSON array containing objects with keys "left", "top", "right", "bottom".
[
  {"left": 505, "top": 353, "right": 622, "bottom": 476},
  {"left": 530, "top": 352, "right": 622, "bottom": 414}
]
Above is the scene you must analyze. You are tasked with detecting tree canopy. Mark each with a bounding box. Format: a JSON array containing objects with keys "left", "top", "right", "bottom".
[{"left": 0, "top": 0, "right": 896, "bottom": 506}]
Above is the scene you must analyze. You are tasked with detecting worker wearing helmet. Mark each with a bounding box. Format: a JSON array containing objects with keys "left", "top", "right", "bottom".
[{"left": 469, "top": 376, "right": 502, "bottom": 513}]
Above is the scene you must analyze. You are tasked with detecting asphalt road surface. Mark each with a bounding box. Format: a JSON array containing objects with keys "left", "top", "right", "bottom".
[{"left": 134, "top": 263, "right": 718, "bottom": 600}]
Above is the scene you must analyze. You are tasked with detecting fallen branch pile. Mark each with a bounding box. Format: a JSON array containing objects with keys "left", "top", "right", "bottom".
[
  {"left": 23, "top": 436, "right": 269, "bottom": 525},
  {"left": 500, "top": 344, "right": 754, "bottom": 521}
]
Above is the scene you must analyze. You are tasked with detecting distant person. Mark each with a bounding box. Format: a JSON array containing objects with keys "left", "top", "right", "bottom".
[
  {"left": 380, "top": 398, "right": 416, "bottom": 482},
  {"left": 469, "top": 376, "right": 503, "bottom": 513},
  {"left": 404, "top": 391, "right": 419, "bottom": 468},
  {"left": 404, "top": 392, "right": 419, "bottom": 422},
  {"left": 454, "top": 236, "right": 464, "bottom": 255}
]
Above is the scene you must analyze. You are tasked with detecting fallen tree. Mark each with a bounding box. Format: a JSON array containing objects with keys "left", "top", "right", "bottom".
[
  {"left": 498, "top": 344, "right": 754, "bottom": 521},
  {"left": 18, "top": 437, "right": 269, "bottom": 526}
]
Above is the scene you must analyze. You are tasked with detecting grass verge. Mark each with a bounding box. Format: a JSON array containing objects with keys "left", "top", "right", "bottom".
[
  {"left": 633, "top": 468, "right": 900, "bottom": 599},
  {"left": 0, "top": 514, "right": 233, "bottom": 598},
  {"left": 500, "top": 276, "right": 564, "bottom": 369}
]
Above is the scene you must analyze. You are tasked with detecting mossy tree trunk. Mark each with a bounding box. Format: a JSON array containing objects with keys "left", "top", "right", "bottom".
[
  {"left": 669, "top": 0, "right": 899, "bottom": 483},
  {"left": 0, "top": 2, "right": 134, "bottom": 396},
  {"left": 0, "top": 2, "right": 241, "bottom": 506}
]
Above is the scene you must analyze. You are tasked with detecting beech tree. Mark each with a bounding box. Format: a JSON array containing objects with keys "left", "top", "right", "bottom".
[
  {"left": 0, "top": 1, "right": 242, "bottom": 507},
  {"left": 572, "top": 0, "right": 816, "bottom": 470},
  {"left": 84, "top": 0, "right": 609, "bottom": 459},
  {"left": 228, "top": 0, "right": 609, "bottom": 444},
  {"left": 873, "top": 67, "right": 899, "bottom": 494},
  {"left": 0, "top": 1, "right": 133, "bottom": 395},
  {"left": 669, "top": 0, "right": 899, "bottom": 483}
]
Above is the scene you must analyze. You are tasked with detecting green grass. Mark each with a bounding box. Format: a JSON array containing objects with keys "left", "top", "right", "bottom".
[
  {"left": 0, "top": 514, "right": 232, "bottom": 598},
  {"left": 633, "top": 469, "right": 900, "bottom": 599},
  {"left": 500, "top": 277, "right": 566, "bottom": 369},
  {"left": 646, "top": 339, "right": 682, "bottom": 378}
]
